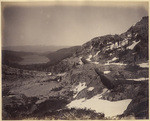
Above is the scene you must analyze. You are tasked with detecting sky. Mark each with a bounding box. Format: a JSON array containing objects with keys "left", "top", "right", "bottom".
[{"left": 2, "top": 1, "right": 148, "bottom": 47}]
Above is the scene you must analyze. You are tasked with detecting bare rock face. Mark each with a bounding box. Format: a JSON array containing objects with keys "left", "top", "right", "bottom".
[
  {"left": 94, "top": 68, "right": 115, "bottom": 90},
  {"left": 122, "top": 83, "right": 149, "bottom": 119}
]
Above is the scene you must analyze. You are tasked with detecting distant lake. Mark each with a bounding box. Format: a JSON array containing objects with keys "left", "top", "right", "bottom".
[{"left": 19, "top": 54, "right": 49, "bottom": 65}]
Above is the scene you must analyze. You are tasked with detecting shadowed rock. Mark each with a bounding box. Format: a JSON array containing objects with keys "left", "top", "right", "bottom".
[
  {"left": 81, "top": 57, "right": 90, "bottom": 64},
  {"left": 94, "top": 68, "right": 115, "bottom": 90}
]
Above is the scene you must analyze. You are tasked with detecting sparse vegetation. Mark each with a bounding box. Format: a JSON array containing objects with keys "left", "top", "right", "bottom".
[{"left": 22, "top": 108, "right": 105, "bottom": 120}]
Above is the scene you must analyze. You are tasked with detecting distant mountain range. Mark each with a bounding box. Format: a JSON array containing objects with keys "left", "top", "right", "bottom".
[
  {"left": 2, "top": 45, "right": 72, "bottom": 53},
  {"left": 2, "top": 46, "right": 81, "bottom": 70},
  {"left": 2, "top": 16, "right": 148, "bottom": 72}
]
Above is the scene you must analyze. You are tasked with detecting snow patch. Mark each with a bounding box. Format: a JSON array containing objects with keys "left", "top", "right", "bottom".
[
  {"left": 126, "top": 78, "right": 149, "bottom": 81},
  {"left": 67, "top": 94, "right": 132, "bottom": 117},
  {"left": 109, "top": 53, "right": 113, "bottom": 56},
  {"left": 105, "top": 62, "right": 127, "bottom": 66},
  {"left": 92, "top": 62, "right": 99, "bottom": 64},
  {"left": 121, "top": 39, "right": 128, "bottom": 46},
  {"left": 104, "top": 63, "right": 110, "bottom": 65},
  {"left": 110, "top": 42, "right": 119, "bottom": 50},
  {"left": 138, "top": 63, "right": 149, "bottom": 68},
  {"left": 111, "top": 57, "right": 118, "bottom": 61},
  {"left": 8, "top": 94, "right": 15, "bottom": 98},
  {"left": 127, "top": 40, "right": 140, "bottom": 50},
  {"left": 106, "top": 39, "right": 129, "bottom": 51},
  {"left": 57, "top": 72, "right": 66, "bottom": 76},
  {"left": 106, "top": 46, "right": 110, "bottom": 51},
  {"left": 112, "top": 63, "right": 127, "bottom": 65},
  {"left": 79, "top": 57, "right": 83, "bottom": 65},
  {"left": 48, "top": 72, "right": 52, "bottom": 76},
  {"left": 104, "top": 71, "right": 111, "bottom": 74},
  {"left": 87, "top": 87, "right": 94, "bottom": 91},
  {"left": 98, "top": 88, "right": 108, "bottom": 98},
  {"left": 73, "top": 82, "right": 87, "bottom": 98},
  {"left": 104, "top": 57, "right": 127, "bottom": 66},
  {"left": 105, "top": 57, "right": 118, "bottom": 64},
  {"left": 127, "top": 34, "right": 132, "bottom": 37},
  {"left": 86, "top": 54, "right": 92, "bottom": 61},
  {"left": 36, "top": 98, "right": 47, "bottom": 104},
  {"left": 108, "top": 42, "right": 112, "bottom": 44},
  {"left": 90, "top": 46, "right": 93, "bottom": 50},
  {"left": 135, "top": 33, "right": 138, "bottom": 37},
  {"left": 93, "top": 51, "right": 100, "bottom": 57}
]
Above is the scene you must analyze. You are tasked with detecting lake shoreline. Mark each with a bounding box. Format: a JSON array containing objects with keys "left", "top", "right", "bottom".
[{"left": 19, "top": 54, "right": 50, "bottom": 65}]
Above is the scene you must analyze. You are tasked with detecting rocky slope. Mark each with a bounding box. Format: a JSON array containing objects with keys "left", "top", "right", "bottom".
[
  {"left": 47, "top": 16, "right": 149, "bottom": 119},
  {"left": 2, "top": 16, "right": 149, "bottom": 119},
  {"left": 76, "top": 16, "right": 148, "bottom": 65}
]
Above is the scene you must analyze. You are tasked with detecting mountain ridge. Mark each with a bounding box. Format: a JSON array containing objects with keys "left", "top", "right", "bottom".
[
  {"left": 2, "top": 45, "right": 72, "bottom": 53},
  {"left": 48, "top": 16, "right": 148, "bottom": 73}
]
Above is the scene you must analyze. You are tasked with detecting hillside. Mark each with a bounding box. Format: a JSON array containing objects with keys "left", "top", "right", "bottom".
[
  {"left": 45, "top": 46, "right": 81, "bottom": 66},
  {"left": 76, "top": 16, "right": 148, "bottom": 65},
  {"left": 2, "top": 50, "right": 35, "bottom": 65},
  {"left": 2, "top": 16, "right": 149, "bottom": 120}
]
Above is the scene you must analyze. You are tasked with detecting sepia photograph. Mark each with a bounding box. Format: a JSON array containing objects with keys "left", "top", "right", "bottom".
[{"left": 1, "top": 1, "right": 149, "bottom": 120}]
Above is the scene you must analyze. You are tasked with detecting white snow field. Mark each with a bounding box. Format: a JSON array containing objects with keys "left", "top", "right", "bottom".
[{"left": 67, "top": 93, "right": 132, "bottom": 117}]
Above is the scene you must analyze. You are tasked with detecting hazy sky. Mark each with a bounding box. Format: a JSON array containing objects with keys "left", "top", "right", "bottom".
[{"left": 2, "top": 1, "right": 148, "bottom": 46}]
